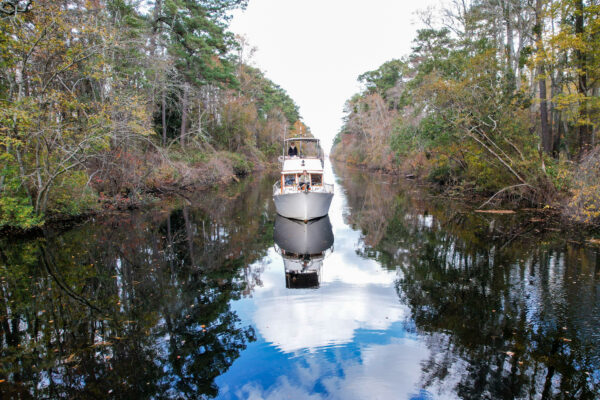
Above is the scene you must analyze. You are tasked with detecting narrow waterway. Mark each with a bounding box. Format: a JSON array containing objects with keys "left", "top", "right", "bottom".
[{"left": 1, "top": 161, "right": 599, "bottom": 399}]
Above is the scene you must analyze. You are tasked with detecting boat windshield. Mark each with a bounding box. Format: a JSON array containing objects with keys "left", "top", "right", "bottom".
[
  {"left": 311, "top": 174, "right": 322, "bottom": 186},
  {"left": 285, "top": 138, "right": 321, "bottom": 158},
  {"left": 284, "top": 174, "right": 296, "bottom": 186}
]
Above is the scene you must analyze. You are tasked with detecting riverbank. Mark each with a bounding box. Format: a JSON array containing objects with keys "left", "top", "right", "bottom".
[
  {"left": 330, "top": 156, "right": 600, "bottom": 228},
  {"left": 0, "top": 149, "right": 279, "bottom": 237}
]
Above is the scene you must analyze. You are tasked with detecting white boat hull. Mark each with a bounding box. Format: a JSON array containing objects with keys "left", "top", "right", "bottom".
[{"left": 273, "top": 191, "right": 333, "bottom": 221}]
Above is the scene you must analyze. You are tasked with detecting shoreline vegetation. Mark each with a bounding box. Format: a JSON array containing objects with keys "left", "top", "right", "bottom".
[
  {"left": 331, "top": 0, "right": 600, "bottom": 226},
  {"left": 0, "top": 0, "right": 311, "bottom": 233}
]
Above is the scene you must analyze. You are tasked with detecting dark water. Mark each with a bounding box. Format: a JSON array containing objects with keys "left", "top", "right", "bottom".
[{"left": 1, "top": 162, "right": 599, "bottom": 399}]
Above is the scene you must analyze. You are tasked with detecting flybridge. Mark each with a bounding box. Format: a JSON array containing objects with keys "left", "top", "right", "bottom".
[{"left": 282, "top": 137, "right": 323, "bottom": 160}]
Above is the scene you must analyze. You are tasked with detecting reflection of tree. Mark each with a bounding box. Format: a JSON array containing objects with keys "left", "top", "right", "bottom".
[
  {"left": 333, "top": 163, "right": 408, "bottom": 247},
  {"left": 336, "top": 164, "right": 600, "bottom": 398},
  {"left": 397, "top": 229, "right": 600, "bottom": 399},
  {"left": 0, "top": 174, "right": 275, "bottom": 398}
]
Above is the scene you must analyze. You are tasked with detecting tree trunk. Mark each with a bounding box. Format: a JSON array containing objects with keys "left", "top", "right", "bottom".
[
  {"left": 162, "top": 90, "right": 167, "bottom": 146},
  {"left": 535, "top": 0, "right": 552, "bottom": 155},
  {"left": 575, "top": 0, "right": 590, "bottom": 157},
  {"left": 150, "top": 0, "right": 162, "bottom": 55},
  {"left": 503, "top": 0, "right": 516, "bottom": 91},
  {"left": 180, "top": 83, "right": 189, "bottom": 147},
  {"left": 550, "top": 60, "right": 562, "bottom": 158}
]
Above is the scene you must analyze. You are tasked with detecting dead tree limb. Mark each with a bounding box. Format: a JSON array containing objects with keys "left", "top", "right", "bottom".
[{"left": 478, "top": 183, "right": 533, "bottom": 209}]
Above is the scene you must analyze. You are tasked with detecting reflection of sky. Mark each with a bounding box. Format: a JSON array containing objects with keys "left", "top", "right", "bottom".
[{"left": 215, "top": 161, "right": 434, "bottom": 399}]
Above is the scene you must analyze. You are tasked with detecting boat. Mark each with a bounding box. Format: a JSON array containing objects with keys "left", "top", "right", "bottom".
[
  {"left": 272, "top": 137, "right": 334, "bottom": 221},
  {"left": 273, "top": 214, "right": 334, "bottom": 289}
]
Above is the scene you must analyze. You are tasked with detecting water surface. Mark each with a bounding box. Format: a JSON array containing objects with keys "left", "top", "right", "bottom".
[{"left": 1, "top": 162, "right": 599, "bottom": 399}]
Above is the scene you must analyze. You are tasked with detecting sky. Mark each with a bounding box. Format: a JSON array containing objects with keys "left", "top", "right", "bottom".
[{"left": 229, "top": 0, "right": 440, "bottom": 152}]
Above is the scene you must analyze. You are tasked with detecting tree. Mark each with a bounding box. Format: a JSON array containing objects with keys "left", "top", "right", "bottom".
[
  {"left": 156, "top": 0, "right": 247, "bottom": 146},
  {"left": 358, "top": 59, "right": 406, "bottom": 99},
  {"left": 548, "top": 0, "right": 600, "bottom": 157}
]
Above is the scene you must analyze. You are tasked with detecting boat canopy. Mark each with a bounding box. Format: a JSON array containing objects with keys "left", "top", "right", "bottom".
[
  {"left": 282, "top": 136, "right": 323, "bottom": 161},
  {"left": 284, "top": 137, "right": 320, "bottom": 143}
]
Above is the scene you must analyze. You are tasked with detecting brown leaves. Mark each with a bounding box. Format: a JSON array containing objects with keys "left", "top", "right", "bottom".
[
  {"left": 91, "top": 341, "right": 112, "bottom": 348},
  {"left": 63, "top": 353, "right": 77, "bottom": 364}
]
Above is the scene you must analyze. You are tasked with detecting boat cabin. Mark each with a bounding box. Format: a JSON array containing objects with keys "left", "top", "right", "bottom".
[{"left": 281, "top": 161, "right": 324, "bottom": 191}]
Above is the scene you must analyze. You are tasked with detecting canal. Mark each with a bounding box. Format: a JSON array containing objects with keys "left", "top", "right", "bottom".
[{"left": 1, "top": 162, "right": 599, "bottom": 399}]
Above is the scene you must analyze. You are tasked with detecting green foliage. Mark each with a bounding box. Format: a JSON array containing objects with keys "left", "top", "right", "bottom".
[
  {"left": 225, "top": 152, "right": 253, "bottom": 176},
  {"left": 168, "top": 147, "right": 209, "bottom": 165},
  {"left": 427, "top": 163, "right": 453, "bottom": 185},
  {"left": 462, "top": 147, "right": 513, "bottom": 191},
  {"left": 358, "top": 59, "right": 406, "bottom": 97},
  {"left": 160, "top": 0, "right": 246, "bottom": 87},
  {"left": 260, "top": 142, "right": 280, "bottom": 159},
  {"left": 390, "top": 125, "right": 419, "bottom": 156},
  {"left": 0, "top": 165, "right": 41, "bottom": 229},
  {"left": 0, "top": 195, "right": 40, "bottom": 229},
  {"left": 46, "top": 171, "right": 98, "bottom": 216},
  {"left": 545, "top": 158, "right": 573, "bottom": 192},
  {"left": 332, "top": 133, "right": 341, "bottom": 146},
  {"left": 239, "top": 65, "right": 300, "bottom": 123},
  {"left": 418, "top": 113, "right": 458, "bottom": 149}
]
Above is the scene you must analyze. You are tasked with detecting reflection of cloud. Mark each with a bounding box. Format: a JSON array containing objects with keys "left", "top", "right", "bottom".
[
  {"left": 235, "top": 340, "right": 431, "bottom": 400},
  {"left": 322, "top": 252, "right": 394, "bottom": 285},
  {"left": 253, "top": 285, "right": 404, "bottom": 353},
  {"left": 323, "top": 340, "right": 430, "bottom": 399},
  {"left": 239, "top": 376, "right": 324, "bottom": 400}
]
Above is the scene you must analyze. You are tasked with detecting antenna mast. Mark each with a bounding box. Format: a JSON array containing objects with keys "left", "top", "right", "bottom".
[{"left": 283, "top": 124, "right": 287, "bottom": 159}]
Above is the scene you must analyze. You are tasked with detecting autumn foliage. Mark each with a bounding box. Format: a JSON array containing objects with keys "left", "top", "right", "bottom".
[
  {"left": 0, "top": 1, "right": 302, "bottom": 229},
  {"left": 332, "top": 0, "right": 600, "bottom": 223}
]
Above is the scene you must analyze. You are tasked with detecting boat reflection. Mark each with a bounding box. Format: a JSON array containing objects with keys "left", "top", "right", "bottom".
[{"left": 273, "top": 215, "right": 334, "bottom": 289}]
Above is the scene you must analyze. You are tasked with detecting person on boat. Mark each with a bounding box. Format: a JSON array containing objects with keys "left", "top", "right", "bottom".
[
  {"left": 298, "top": 173, "right": 310, "bottom": 191},
  {"left": 288, "top": 142, "right": 298, "bottom": 157}
]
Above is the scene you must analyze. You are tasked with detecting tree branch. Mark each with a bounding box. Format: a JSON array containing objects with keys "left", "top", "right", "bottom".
[{"left": 478, "top": 183, "right": 533, "bottom": 209}]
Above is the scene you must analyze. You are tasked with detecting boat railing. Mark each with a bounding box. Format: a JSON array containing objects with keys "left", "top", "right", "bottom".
[
  {"left": 280, "top": 155, "right": 323, "bottom": 161},
  {"left": 274, "top": 181, "right": 333, "bottom": 195}
]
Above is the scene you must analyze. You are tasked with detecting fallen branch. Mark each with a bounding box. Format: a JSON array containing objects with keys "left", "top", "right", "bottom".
[
  {"left": 478, "top": 183, "right": 533, "bottom": 209},
  {"left": 475, "top": 209, "right": 516, "bottom": 214}
]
